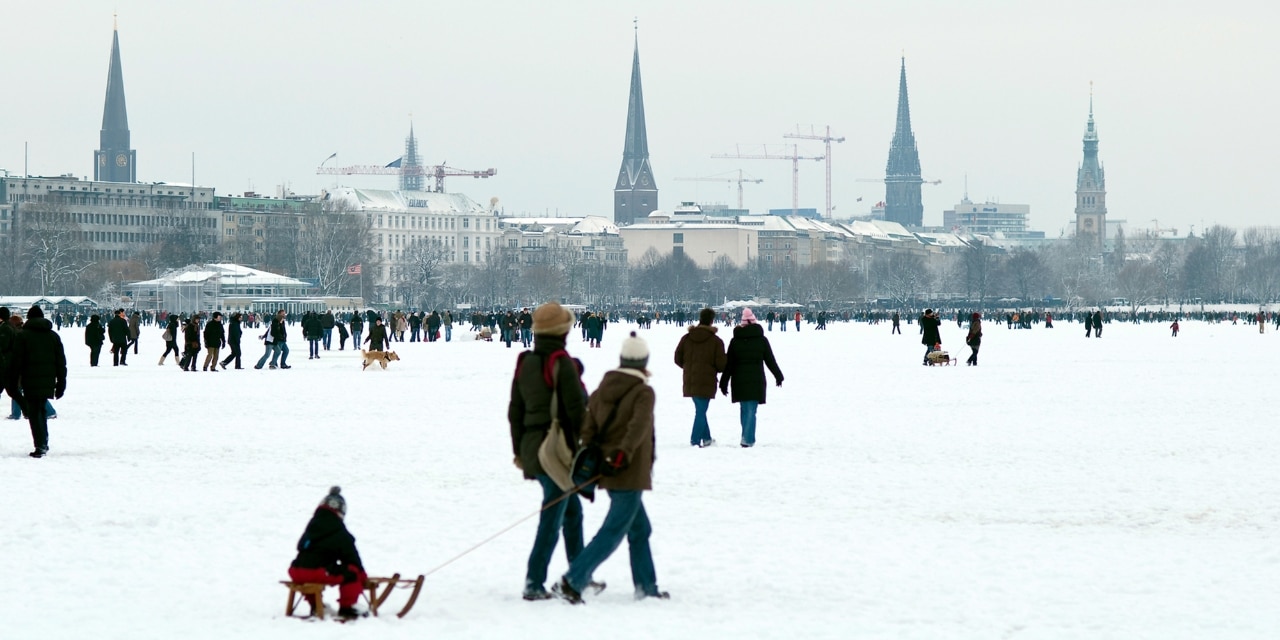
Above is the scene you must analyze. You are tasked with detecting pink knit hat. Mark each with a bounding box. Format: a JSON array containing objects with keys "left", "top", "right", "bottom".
[{"left": 740, "top": 308, "right": 757, "bottom": 325}]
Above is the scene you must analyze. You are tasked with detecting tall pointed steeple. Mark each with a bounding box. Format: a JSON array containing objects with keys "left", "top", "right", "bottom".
[
  {"left": 1074, "top": 86, "right": 1107, "bottom": 247},
  {"left": 401, "top": 120, "right": 424, "bottom": 192},
  {"left": 613, "top": 22, "right": 657, "bottom": 226},
  {"left": 884, "top": 57, "right": 924, "bottom": 227},
  {"left": 94, "top": 20, "right": 136, "bottom": 182}
]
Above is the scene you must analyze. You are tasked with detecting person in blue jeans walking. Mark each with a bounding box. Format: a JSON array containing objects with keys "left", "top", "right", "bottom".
[
  {"left": 673, "top": 308, "right": 726, "bottom": 447},
  {"left": 508, "top": 302, "right": 589, "bottom": 601},
  {"left": 719, "top": 308, "right": 783, "bottom": 448},
  {"left": 554, "top": 331, "right": 668, "bottom": 604}
]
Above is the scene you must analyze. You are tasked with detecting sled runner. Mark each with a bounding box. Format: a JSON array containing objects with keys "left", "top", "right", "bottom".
[{"left": 282, "top": 573, "right": 425, "bottom": 619}]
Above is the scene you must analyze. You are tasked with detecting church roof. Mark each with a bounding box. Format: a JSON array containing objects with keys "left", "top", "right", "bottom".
[{"left": 101, "top": 28, "right": 129, "bottom": 133}]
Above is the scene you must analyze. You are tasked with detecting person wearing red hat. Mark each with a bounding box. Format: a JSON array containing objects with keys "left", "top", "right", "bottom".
[{"left": 965, "top": 312, "right": 983, "bottom": 366}]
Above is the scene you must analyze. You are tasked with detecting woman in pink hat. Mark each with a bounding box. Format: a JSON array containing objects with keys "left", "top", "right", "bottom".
[{"left": 719, "top": 308, "right": 784, "bottom": 447}]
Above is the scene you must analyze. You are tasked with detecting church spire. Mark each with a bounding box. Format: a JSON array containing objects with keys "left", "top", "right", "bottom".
[
  {"left": 614, "top": 22, "right": 657, "bottom": 226},
  {"left": 884, "top": 57, "right": 923, "bottom": 227},
  {"left": 401, "top": 119, "right": 424, "bottom": 192},
  {"left": 95, "top": 21, "right": 135, "bottom": 182}
]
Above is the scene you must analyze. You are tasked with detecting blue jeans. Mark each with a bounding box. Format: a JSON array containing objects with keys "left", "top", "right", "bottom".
[
  {"left": 520, "top": 328, "right": 532, "bottom": 347},
  {"left": 322, "top": 328, "right": 332, "bottom": 349},
  {"left": 255, "top": 342, "right": 274, "bottom": 368},
  {"left": 444, "top": 325, "right": 452, "bottom": 341},
  {"left": 352, "top": 330, "right": 362, "bottom": 347},
  {"left": 527, "top": 475, "right": 584, "bottom": 591},
  {"left": 739, "top": 400, "right": 759, "bottom": 446},
  {"left": 690, "top": 396, "right": 711, "bottom": 445},
  {"left": 564, "top": 490, "right": 658, "bottom": 597},
  {"left": 11, "top": 398, "right": 56, "bottom": 420},
  {"left": 271, "top": 342, "right": 290, "bottom": 367},
  {"left": 309, "top": 339, "right": 320, "bottom": 357}
]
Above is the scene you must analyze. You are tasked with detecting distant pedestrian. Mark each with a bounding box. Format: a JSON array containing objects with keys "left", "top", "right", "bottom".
[
  {"left": 202, "top": 312, "right": 225, "bottom": 372},
  {"left": 1170, "top": 320, "right": 1180, "bottom": 337},
  {"left": 891, "top": 311, "right": 901, "bottom": 334},
  {"left": 128, "top": 311, "right": 141, "bottom": 354},
  {"left": 84, "top": 314, "right": 106, "bottom": 366},
  {"left": 220, "top": 312, "right": 244, "bottom": 369},
  {"left": 965, "top": 312, "right": 982, "bottom": 366},
  {"left": 107, "top": 308, "right": 130, "bottom": 366},
  {"left": 919, "top": 309, "right": 942, "bottom": 365}
]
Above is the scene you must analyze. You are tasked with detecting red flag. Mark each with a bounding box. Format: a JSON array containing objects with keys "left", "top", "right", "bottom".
[{"left": 346, "top": 264, "right": 362, "bottom": 275}]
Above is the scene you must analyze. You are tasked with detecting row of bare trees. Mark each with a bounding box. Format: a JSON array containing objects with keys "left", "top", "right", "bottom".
[{"left": 3, "top": 205, "right": 1278, "bottom": 311}]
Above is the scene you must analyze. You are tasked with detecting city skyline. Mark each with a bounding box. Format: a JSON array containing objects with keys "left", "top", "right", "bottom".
[{"left": 2, "top": 0, "right": 1276, "bottom": 235}]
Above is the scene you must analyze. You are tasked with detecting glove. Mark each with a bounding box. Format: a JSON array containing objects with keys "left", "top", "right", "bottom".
[
  {"left": 603, "top": 450, "right": 628, "bottom": 476},
  {"left": 720, "top": 385, "right": 729, "bottom": 397},
  {"left": 55, "top": 382, "right": 66, "bottom": 400}
]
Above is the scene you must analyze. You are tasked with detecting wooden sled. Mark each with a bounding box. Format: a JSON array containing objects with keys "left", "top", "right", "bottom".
[
  {"left": 926, "top": 351, "right": 955, "bottom": 366},
  {"left": 282, "top": 573, "right": 425, "bottom": 620}
]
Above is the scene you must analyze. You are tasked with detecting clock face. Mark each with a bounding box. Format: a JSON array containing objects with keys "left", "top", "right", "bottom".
[
  {"left": 1084, "top": 218, "right": 1094, "bottom": 228},
  {"left": 116, "top": 154, "right": 128, "bottom": 167},
  {"left": 640, "top": 175, "right": 649, "bottom": 186}
]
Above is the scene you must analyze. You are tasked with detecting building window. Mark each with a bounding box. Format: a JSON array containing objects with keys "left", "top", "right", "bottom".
[
  {"left": 673, "top": 246, "right": 684, "bottom": 258},
  {"left": 673, "top": 233, "right": 683, "bottom": 244}
]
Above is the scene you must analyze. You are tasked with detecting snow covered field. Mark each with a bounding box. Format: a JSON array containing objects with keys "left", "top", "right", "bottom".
[{"left": 3, "top": 317, "right": 1278, "bottom": 639}]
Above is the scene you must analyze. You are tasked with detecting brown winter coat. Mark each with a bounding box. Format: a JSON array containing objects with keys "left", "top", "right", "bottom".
[
  {"left": 581, "top": 369, "right": 655, "bottom": 492},
  {"left": 673, "top": 324, "right": 726, "bottom": 398}
]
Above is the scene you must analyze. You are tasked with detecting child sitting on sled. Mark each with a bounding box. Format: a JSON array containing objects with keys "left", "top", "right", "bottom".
[{"left": 288, "top": 487, "right": 367, "bottom": 620}]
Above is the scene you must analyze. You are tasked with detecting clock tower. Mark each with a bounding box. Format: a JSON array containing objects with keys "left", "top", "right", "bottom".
[
  {"left": 1074, "top": 92, "right": 1105, "bottom": 248},
  {"left": 94, "top": 22, "right": 136, "bottom": 183},
  {"left": 613, "top": 26, "right": 657, "bottom": 226}
]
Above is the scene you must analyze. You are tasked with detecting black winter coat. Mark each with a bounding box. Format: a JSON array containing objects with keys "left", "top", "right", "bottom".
[
  {"left": 203, "top": 320, "right": 226, "bottom": 349},
  {"left": 270, "top": 318, "right": 288, "bottom": 344},
  {"left": 320, "top": 312, "right": 335, "bottom": 330},
  {"left": 7, "top": 318, "right": 67, "bottom": 400},
  {"left": 84, "top": 319, "right": 106, "bottom": 347},
  {"left": 227, "top": 319, "right": 242, "bottom": 345},
  {"left": 966, "top": 318, "right": 983, "bottom": 347},
  {"left": 507, "top": 335, "right": 587, "bottom": 480},
  {"left": 365, "top": 325, "right": 388, "bottom": 350},
  {"left": 719, "top": 323, "right": 783, "bottom": 404},
  {"left": 0, "top": 322, "right": 16, "bottom": 384},
  {"left": 107, "top": 316, "right": 130, "bottom": 346},
  {"left": 920, "top": 314, "right": 942, "bottom": 347},
  {"left": 291, "top": 507, "right": 363, "bottom": 573},
  {"left": 302, "top": 315, "right": 322, "bottom": 340}
]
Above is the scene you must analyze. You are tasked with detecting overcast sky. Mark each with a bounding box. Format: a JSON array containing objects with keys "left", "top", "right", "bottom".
[{"left": 3, "top": 0, "right": 1276, "bottom": 235}]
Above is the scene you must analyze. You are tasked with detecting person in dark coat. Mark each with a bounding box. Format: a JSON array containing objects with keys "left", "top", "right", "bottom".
[
  {"left": 302, "top": 311, "right": 323, "bottom": 359},
  {"left": 507, "top": 301, "right": 589, "bottom": 601},
  {"left": 180, "top": 316, "right": 202, "bottom": 372},
  {"left": 349, "top": 313, "right": 364, "bottom": 348},
  {"left": 268, "top": 309, "right": 291, "bottom": 369},
  {"left": 674, "top": 308, "right": 727, "bottom": 447},
  {"left": 220, "top": 312, "right": 244, "bottom": 369},
  {"left": 202, "top": 312, "right": 226, "bottom": 372},
  {"left": 1092, "top": 310, "right": 1104, "bottom": 338},
  {"left": 335, "top": 320, "right": 349, "bottom": 351},
  {"left": 6, "top": 306, "right": 67, "bottom": 458},
  {"left": 107, "top": 308, "right": 130, "bottom": 366},
  {"left": 0, "top": 307, "right": 15, "bottom": 396},
  {"left": 919, "top": 308, "right": 942, "bottom": 365},
  {"left": 965, "top": 312, "right": 983, "bottom": 366},
  {"left": 719, "top": 308, "right": 783, "bottom": 448},
  {"left": 555, "top": 332, "right": 667, "bottom": 604},
  {"left": 159, "top": 315, "right": 181, "bottom": 365},
  {"left": 319, "top": 310, "right": 335, "bottom": 350},
  {"left": 128, "top": 311, "right": 141, "bottom": 354},
  {"left": 84, "top": 314, "right": 106, "bottom": 366},
  {"left": 288, "top": 487, "right": 367, "bottom": 620},
  {"left": 364, "top": 318, "right": 389, "bottom": 351}
]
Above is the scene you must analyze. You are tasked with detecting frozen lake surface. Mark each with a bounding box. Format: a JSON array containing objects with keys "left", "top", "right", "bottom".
[{"left": 3, "top": 316, "right": 1278, "bottom": 639}]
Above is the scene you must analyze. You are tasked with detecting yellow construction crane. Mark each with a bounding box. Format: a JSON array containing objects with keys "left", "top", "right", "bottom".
[{"left": 673, "top": 170, "right": 763, "bottom": 209}]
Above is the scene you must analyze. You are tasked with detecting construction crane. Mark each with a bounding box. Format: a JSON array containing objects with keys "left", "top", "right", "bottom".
[
  {"left": 783, "top": 125, "right": 844, "bottom": 219},
  {"left": 673, "top": 170, "right": 763, "bottom": 209},
  {"left": 855, "top": 177, "right": 942, "bottom": 185},
  {"left": 316, "top": 162, "right": 496, "bottom": 193},
  {"left": 1149, "top": 219, "right": 1178, "bottom": 236},
  {"left": 711, "top": 145, "right": 823, "bottom": 217}
]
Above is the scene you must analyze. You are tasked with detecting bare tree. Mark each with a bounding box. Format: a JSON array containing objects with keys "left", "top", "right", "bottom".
[
  {"left": 1240, "top": 228, "right": 1280, "bottom": 304},
  {"left": 394, "top": 237, "right": 451, "bottom": 308},
  {"left": 874, "top": 252, "right": 931, "bottom": 307},
  {"left": 1114, "top": 260, "right": 1160, "bottom": 313},
  {"left": 1151, "top": 240, "right": 1183, "bottom": 305},
  {"left": 1003, "top": 248, "right": 1050, "bottom": 304},
  {"left": 18, "top": 203, "right": 90, "bottom": 296},
  {"left": 294, "top": 201, "right": 376, "bottom": 295},
  {"left": 959, "top": 240, "right": 999, "bottom": 304}
]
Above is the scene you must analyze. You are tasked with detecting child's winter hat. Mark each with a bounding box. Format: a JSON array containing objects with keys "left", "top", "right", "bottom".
[
  {"left": 320, "top": 486, "right": 347, "bottom": 517},
  {"left": 740, "top": 308, "right": 757, "bottom": 325},
  {"left": 619, "top": 331, "right": 649, "bottom": 370}
]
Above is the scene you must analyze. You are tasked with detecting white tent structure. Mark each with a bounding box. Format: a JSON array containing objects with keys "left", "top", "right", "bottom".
[{"left": 125, "top": 264, "right": 312, "bottom": 313}]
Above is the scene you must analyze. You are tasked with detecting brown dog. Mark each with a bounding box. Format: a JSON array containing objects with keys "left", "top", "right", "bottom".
[{"left": 361, "top": 350, "right": 401, "bottom": 370}]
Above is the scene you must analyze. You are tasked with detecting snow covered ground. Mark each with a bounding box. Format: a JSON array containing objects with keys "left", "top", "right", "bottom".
[{"left": 3, "top": 316, "right": 1279, "bottom": 639}]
